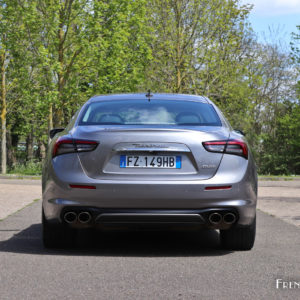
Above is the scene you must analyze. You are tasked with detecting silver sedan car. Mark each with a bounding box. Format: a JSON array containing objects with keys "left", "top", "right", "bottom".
[{"left": 42, "top": 93, "right": 257, "bottom": 250}]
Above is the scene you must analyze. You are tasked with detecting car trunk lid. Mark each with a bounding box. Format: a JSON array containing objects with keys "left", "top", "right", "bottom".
[{"left": 72, "top": 126, "right": 229, "bottom": 181}]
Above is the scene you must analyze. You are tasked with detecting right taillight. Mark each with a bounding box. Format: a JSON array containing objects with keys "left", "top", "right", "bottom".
[
  {"left": 202, "top": 139, "right": 248, "bottom": 159},
  {"left": 225, "top": 140, "right": 248, "bottom": 158},
  {"left": 53, "top": 137, "right": 98, "bottom": 157}
]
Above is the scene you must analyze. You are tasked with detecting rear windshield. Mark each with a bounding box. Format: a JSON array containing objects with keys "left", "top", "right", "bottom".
[{"left": 79, "top": 100, "right": 222, "bottom": 126}]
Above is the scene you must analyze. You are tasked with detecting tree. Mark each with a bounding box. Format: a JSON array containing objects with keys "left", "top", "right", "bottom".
[
  {"left": 0, "top": 1, "right": 15, "bottom": 173},
  {"left": 0, "top": 46, "right": 7, "bottom": 174},
  {"left": 14, "top": 0, "right": 151, "bottom": 128},
  {"left": 249, "top": 25, "right": 300, "bottom": 174},
  {"left": 0, "top": 0, "right": 151, "bottom": 172},
  {"left": 0, "top": 0, "right": 299, "bottom": 175},
  {"left": 145, "top": 0, "right": 254, "bottom": 121}
]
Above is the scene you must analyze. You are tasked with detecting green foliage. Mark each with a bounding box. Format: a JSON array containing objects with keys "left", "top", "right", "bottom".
[
  {"left": 3, "top": 0, "right": 152, "bottom": 128},
  {"left": 144, "top": 0, "right": 257, "bottom": 133},
  {"left": 143, "top": 0, "right": 300, "bottom": 175},
  {"left": 258, "top": 102, "right": 300, "bottom": 175},
  {"left": 8, "top": 160, "right": 42, "bottom": 176},
  {"left": 0, "top": 0, "right": 299, "bottom": 175}
]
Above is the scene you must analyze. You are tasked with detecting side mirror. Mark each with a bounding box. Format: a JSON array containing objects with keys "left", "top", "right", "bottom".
[
  {"left": 49, "top": 128, "right": 65, "bottom": 139},
  {"left": 234, "top": 129, "right": 245, "bottom": 136}
]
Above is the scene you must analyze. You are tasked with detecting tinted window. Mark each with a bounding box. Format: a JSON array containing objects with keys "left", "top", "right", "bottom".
[{"left": 79, "top": 100, "right": 222, "bottom": 126}]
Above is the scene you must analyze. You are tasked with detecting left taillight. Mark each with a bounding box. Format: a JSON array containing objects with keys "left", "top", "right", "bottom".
[
  {"left": 202, "top": 139, "right": 248, "bottom": 159},
  {"left": 52, "top": 137, "right": 98, "bottom": 157}
]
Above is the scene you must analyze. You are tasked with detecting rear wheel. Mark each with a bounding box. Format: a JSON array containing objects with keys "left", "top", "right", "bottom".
[
  {"left": 42, "top": 209, "right": 76, "bottom": 248},
  {"left": 220, "top": 216, "right": 256, "bottom": 251}
]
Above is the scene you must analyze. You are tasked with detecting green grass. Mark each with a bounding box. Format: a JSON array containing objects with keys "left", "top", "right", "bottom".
[
  {"left": 258, "top": 175, "right": 300, "bottom": 181},
  {"left": 8, "top": 161, "right": 42, "bottom": 176}
]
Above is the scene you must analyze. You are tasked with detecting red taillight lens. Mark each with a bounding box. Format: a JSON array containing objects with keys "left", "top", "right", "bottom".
[
  {"left": 52, "top": 138, "right": 74, "bottom": 157},
  {"left": 202, "top": 139, "right": 248, "bottom": 159},
  {"left": 53, "top": 137, "right": 98, "bottom": 157},
  {"left": 226, "top": 140, "right": 248, "bottom": 158},
  {"left": 202, "top": 141, "right": 226, "bottom": 153}
]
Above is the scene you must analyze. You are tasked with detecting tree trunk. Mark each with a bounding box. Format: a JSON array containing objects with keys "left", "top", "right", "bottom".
[
  {"left": 0, "top": 51, "right": 7, "bottom": 174},
  {"left": 26, "top": 130, "right": 34, "bottom": 161},
  {"left": 7, "top": 130, "right": 18, "bottom": 168},
  {"left": 48, "top": 103, "right": 53, "bottom": 144},
  {"left": 175, "top": 0, "right": 182, "bottom": 93},
  {"left": 56, "top": 16, "right": 65, "bottom": 127},
  {"left": 37, "top": 141, "right": 46, "bottom": 161}
]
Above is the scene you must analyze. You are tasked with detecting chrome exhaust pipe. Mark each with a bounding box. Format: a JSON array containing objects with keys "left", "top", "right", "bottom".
[
  {"left": 78, "top": 211, "right": 92, "bottom": 224},
  {"left": 64, "top": 212, "right": 77, "bottom": 224},
  {"left": 208, "top": 212, "right": 222, "bottom": 225},
  {"left": 223, "top": 213, "right": 236, "bottom": 224}
]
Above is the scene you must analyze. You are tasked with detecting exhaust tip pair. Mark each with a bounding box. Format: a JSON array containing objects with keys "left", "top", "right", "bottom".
[
  {"left": 64, "top": 211, "right": 92, "bottom": 224},
  {"left": 208, "top": 212, "right": 236, "bottom": 225}
]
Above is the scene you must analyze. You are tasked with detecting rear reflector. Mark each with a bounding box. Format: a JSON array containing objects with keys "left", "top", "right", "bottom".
[
  {"left": 205, "top": 185, "right": 232, "bottom": 190},
  {"left": 69, "top": 184, "right": 96, "bottom": 189}
]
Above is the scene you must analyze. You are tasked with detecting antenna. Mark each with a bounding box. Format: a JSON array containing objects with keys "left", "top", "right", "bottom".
[{"left": 145, "top": 89, "right": 153, "bottom": 102}]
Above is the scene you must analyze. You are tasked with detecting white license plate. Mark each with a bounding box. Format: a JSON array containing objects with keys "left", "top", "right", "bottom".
[{"left": 120, "top": 155, "right": 181, "bottom": 168}]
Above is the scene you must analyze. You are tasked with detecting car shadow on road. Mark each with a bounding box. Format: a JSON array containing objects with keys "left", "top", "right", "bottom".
[{"left": 0, "top": 223, "right": 233, "bottom": 257}]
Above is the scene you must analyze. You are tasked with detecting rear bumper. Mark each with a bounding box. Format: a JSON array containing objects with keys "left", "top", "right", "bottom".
[
  {"left": 51, "top": 207, "right": 241, "bottom": 230},
  {"left": 43, "top": 177, "right": 257, "bottom": 227}
]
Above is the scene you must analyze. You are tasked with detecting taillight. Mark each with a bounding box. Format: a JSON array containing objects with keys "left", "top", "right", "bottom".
[
  {"left": 53, "top": 137, "right": 98, "bottom": 157},
  {"left": 226, "top": 140, "right": 248, "bottom": 158},
  {"left": 202, "top": 139, "right": 248, "bottom": 159}
]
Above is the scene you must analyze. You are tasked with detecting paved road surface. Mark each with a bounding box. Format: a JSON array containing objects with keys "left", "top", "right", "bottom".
[
  {"left": 0, "top": 179, "right": 299, "bottom": 299},
  {"left": 258, "top": 180, "right": 300, "bottom": 227}
]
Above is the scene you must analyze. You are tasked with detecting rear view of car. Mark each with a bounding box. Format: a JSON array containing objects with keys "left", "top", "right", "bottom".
[{"left": 42, "top": 93, "right": 257, "bottom": 250}]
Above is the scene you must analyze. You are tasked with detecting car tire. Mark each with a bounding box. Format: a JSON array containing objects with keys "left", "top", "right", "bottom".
[
  {"left": 42, "top": 209, "right": 76, "bottom": 248},
  {"left": 220, "top": 215, "right": 256, "bottom": 251}
]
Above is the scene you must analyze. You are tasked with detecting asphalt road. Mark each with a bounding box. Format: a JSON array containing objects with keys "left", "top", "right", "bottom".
[
  {"left": 0, "top": 198, "right": 300, "bottom": 299},
  {"left": 258, "top": 180, "right": 300, "bottom": 227}
]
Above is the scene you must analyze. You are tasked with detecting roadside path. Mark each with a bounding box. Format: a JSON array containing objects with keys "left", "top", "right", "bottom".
[{"left": 0, "top": 179, "right": 41, "bottom": 220}]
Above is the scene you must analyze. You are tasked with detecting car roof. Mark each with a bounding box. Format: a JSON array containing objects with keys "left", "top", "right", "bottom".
[{"left": 89, "top": 93, "right": 210, "bottom": 104}]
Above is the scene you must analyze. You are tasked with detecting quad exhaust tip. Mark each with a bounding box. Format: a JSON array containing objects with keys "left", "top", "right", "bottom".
[
  {"left": 78, "top": 211, "right": 92, "bottom": 224},
  {"left": 208, "top": 212, "right": 222, "bottom": 225},
  {"left": 223, "top": 213, "right": 236, "bottom": 224},
  {"left": 64, "top": 212, "right": 77, "bottom": 224}
]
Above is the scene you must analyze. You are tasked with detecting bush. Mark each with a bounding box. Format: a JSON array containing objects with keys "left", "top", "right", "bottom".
[{"left": 8, "top": 160, "right": 42, "bottom": 176}]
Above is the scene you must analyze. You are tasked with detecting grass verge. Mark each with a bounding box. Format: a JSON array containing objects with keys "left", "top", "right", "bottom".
[{"left": 258, "top": 175, "right": 300, "bottom": 181}]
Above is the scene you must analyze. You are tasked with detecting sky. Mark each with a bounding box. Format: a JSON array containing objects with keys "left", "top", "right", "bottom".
[{"left": 241, "top": 0, "right": 300, "bottom": 46}]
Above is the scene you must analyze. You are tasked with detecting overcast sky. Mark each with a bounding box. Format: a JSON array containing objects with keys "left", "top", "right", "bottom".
[{"left": 241, "top": 0, "right": 300, "bottom": 45}]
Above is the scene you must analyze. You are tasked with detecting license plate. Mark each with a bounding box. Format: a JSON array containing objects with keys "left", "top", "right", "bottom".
[{"left": 120, "top": 155, "right": 181, "bottom": 168}]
